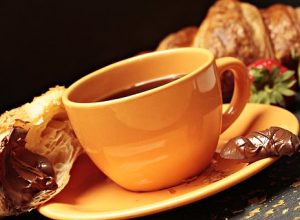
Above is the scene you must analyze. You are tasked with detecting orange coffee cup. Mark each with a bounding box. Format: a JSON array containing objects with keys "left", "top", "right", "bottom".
[{"left": 63, "top": 48, "right": 249, "bottom": 191}]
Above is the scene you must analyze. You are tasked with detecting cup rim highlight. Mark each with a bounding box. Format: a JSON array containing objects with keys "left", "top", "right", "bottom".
[{"left": 62, "top": 48, "right": 214, "bottom": 108}]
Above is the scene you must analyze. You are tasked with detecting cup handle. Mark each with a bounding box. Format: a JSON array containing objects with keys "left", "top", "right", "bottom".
[{"left": 215, "top": 57, "right": 250, "bottom": 133}]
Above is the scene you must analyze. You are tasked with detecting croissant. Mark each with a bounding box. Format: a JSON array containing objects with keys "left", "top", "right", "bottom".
[
  {"left": 0, "top": 86, "right": 82, "bottom": 215},
  {"left": 156, "top": 0, "right": 300, "bottom": 102},
  {"left": 297, "top": 7, "right": 300, "bottom": 20},
  {"left": 193, "top": 0, "right": 275, "bottom": 65},
  {"left": 261, "top": 4, "right": 300, "bottom": 66},
  {"left": 157, "top": 0, "right": 300, "bottom": 67},
  {"left": 157, "top": 26, "right": 198, "bottom": 51}
]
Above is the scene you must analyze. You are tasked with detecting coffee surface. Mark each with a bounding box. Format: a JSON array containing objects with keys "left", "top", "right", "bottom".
[{"left": 102, "top": 74, "right": 183, "bottom": 101}]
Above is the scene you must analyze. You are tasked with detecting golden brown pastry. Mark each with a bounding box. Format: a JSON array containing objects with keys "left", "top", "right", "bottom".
[
  {"left": 240, "top": 2, "right": 275, "bottom": 60},
  {"left": 156, "top": 1, "right": 300, "bottom": 68},
  {"left": 0, "top": 86, "right": 82, "bottom": 215},
  {"left": 192, "top": 0, "right": 274, "bottom": 65},
  {"left": 261, "top": 4, "right": 300, "bottom": 64},
  {"left": 155, "top": 0, "right": 300, "bottom": 101},
  {"left": 156, "top": 26, "right": 198, "bottom": 50},
  {"left": 296, "top": 7, "right": 300, "bottom": 21}
]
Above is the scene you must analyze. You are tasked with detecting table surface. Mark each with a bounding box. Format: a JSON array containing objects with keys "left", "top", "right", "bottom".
[{"left": 4, "top": 94, "right": 300, "bottom": 220}]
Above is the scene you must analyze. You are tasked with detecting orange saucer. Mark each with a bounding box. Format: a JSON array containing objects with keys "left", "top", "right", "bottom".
[{"left": 39, "top": 104, "right": 299, "bottom": 220}]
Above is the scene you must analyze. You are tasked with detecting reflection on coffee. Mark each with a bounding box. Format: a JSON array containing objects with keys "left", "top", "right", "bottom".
[{"left": 102, "top": 74, "right": 183, "bottom": 101}]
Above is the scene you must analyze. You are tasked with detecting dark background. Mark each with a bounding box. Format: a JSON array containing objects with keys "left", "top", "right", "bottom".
[{"left": 1, "top": 0, "right": 300, "bottom": 113}]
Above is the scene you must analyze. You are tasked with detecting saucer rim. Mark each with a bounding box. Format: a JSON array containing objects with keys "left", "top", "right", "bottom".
[
  {"left": 38, "top": 103, "right": 299, "bottom": 220},
  {"left": 38, "top": 158, "right": 277, "bottom": 220}
]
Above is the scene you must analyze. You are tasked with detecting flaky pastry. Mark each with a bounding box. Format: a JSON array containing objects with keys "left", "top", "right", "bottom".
[{"left": 0, "top": 86, "right": 82, "bottom": 215}]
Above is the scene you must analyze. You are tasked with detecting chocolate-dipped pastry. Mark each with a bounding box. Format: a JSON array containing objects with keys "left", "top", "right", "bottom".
[
  {"left": 220, "top": 127, "right": 300, "bottom": 163},
  {"left": 0, "top": 122, "right": 57, "bottom": 212},
  {"left": 0, "top": 86, "right": 82, "bottom": 216}
]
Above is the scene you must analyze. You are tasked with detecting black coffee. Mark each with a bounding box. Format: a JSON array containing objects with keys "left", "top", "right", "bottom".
[{"left": 102, "top": 74, "right": 183, "bottom": 101}]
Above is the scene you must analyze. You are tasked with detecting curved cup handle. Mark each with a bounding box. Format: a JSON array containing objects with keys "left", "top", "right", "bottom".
[{"left": 216, "top": 57, "right": 250, "bottom": 133}]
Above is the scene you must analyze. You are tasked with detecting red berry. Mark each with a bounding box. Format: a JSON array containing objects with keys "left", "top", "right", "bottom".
[{"left": 248, "top": 59, "right": 296, "bottom": 107}]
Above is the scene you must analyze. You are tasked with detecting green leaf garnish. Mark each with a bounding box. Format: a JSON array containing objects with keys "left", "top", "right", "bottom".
[
  {"left": 276, "top": 87, "right": 296, "bottom": 96},
  {"left": 284, "top": 80, "right": 297, "bottom": 89},
  {"left": 278, "top": 70, "right": 295, "bottom": 82}
]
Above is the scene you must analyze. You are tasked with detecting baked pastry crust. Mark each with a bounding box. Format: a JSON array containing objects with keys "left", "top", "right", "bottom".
[
  {"left": 156, "top": 0, "right": 300, "bottom": 101},
  {"left": 157, "top": 0, "right": 300, "bottom": 67},
  {"left": 240, "top": 2, "right": 275, "bottom": 60},
  {"left": 0, "top": 86, "right": 82, "bottom": 215},
  {"left": 157, "top": 26, "right": 198, "bottom": 50},
  {"left": 296, "top": 7, "right": 300, "bottom": 21},
  {"left": 192, "top": 0, "right": 274, "bottom": 65},
  {"left": 261, "top": 4, "right": 300, "bottom": 63},
  {"left": 193, "top": 0, "right": 257, "bottom": 64}
]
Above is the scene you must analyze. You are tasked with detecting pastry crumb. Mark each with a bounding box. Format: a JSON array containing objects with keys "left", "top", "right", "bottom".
[
  {"left": 264, "top": 208, "right": 274, "bottom": 218},
  {"left": 292, "top": 181, "right": 300, "bottom": 187},
  {"left": 168, "top": 188, "right": 176, "bottom": 194},
  {"left": 272, "top": 199, "right": 285, "bottom": 208},
  {"left": 248, "top": 195, "right": 266, "bottom": 205},
  {"left": 245, "top": 207, "right": 260, "bottom": 219},
  {"left": 232, "top": 209, "right": 244, "bottom": 214},
  {"left": 294, "top": 206, "right": 300, "bottom": 211},
  {"left": 282, "top": 208, "right": 288, "bottom": 215}
]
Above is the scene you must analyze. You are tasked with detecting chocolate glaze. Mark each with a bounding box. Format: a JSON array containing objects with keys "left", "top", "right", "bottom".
[
  {"left": 220, "top": 127, "right": 300, "bottom": 163},
  {"left": 0, "top": 123, "right": 57, "bottom": 212}
]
